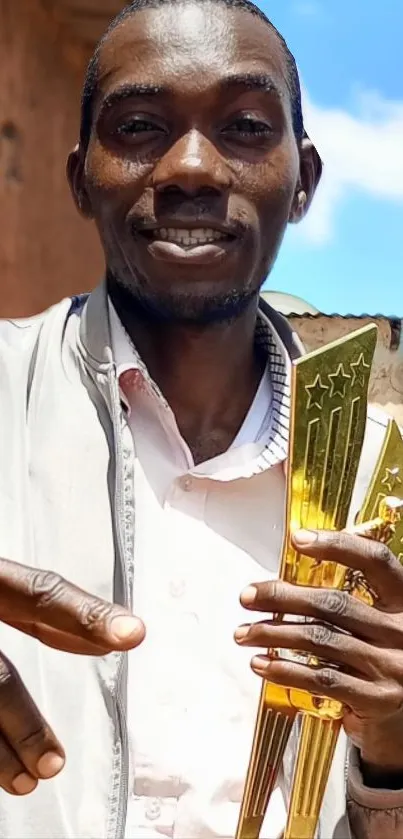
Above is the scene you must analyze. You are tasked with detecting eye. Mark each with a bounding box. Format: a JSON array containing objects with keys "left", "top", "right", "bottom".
[
  {"left": 222, "top": 116, "right": 272, "bottom": 139},
  {"left": 115, "top": 116, "right": 166, "bottom": 137}
]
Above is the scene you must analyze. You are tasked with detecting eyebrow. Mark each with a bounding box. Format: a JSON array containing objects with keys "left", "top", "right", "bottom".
[
  {"left": 219, "top": 73, "right": 282, "bottom": 97},
  {"left": 99, "top": 72, "right": 281, "bottom": 114},
  {"left": 100, "top": 83, "right": 165, "bottom": 112}
]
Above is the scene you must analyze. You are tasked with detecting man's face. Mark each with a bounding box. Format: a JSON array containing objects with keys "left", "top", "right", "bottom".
[{"left": 71, "top": 3, "right": 310, "bottom": 322}]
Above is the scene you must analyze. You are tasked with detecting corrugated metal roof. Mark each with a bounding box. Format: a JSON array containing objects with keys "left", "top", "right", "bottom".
[
  {"left": 261, "top": 293, "right": 402, "bottom": 321},
  {"left": 284, "top": 312, "right": 402, "bottom": 351},
  {"left": 285, "top": 312, "right": 402, "bottom": 320}
]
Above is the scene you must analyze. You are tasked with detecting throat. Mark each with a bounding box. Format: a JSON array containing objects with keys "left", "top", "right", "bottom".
[
  {"left": 108, "top": 276, "right": 266, "bottom": 463},
  {"left": 176, "top": 366, "right": 266, "bottom": 466},
  {"left": 184, "top": 428, "right": 240, "bottom": 466}
]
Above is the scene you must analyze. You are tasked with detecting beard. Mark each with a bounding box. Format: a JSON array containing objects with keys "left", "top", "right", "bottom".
[{"left": 106, "top": 268, "right": 260, "bottom": 327}]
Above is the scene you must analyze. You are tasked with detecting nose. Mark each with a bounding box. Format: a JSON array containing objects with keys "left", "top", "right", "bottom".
[{"left": 151, "top": 129, "right": 232, "bottom": 197}]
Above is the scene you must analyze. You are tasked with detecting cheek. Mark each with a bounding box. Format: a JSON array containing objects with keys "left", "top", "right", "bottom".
[
  {"left": 85, "top": 144, "right": 152, "bottom": 217},
  {"left": 257, "top": 161, "right": 297, "bottom": 217},
  {"left": 232, "top": 149, "right": 298, "bottom": 230}
]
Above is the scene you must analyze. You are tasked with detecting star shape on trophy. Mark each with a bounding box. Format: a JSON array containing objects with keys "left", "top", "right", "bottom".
[
  {"left": 381, "top": 467, "right": 402, "bottom": 494},
  {"left": 350, "top": 353, "right": 370, "bottom": 388},
  {"left": 305, "top": 374, "right": 329, "bottom": 411},
  {"left": 328, "top": 363, "right": 351, "bottom": 398}
]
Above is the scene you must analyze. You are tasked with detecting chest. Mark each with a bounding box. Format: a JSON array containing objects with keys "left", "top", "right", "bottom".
[
  {"left": 125, "top": 460, "right": 287, "bottom": 836},
  {"left": 130, "top": 461, "right": 286, "bottom": 717}
]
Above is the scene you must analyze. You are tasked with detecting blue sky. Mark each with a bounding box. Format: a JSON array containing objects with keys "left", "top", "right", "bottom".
[{"left": 258, "top": 0, "right": 403, "bottom": 315}]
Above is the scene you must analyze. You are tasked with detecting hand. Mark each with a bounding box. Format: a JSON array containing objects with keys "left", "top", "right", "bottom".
[
  {"left": 235, "top": 529, "right": 403, "bottom": 779},
  {"left": 0, "top": 557, "right": 145, "bottom": 795}
]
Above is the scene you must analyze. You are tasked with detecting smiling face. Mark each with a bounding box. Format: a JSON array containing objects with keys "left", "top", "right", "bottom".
[{"left": 69, "top": 2, "right": 316, "bottom": 323}]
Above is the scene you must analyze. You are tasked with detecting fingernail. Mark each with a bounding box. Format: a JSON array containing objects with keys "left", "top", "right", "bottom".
[
  {"left": 240, "top": 586, "right": 257, "bottom": 606},
  {"left": 12, "top": 773, "right": 37, "bottom": 794},
  {"left": 293, "top": 529, "right": 318, "bottom": 547},
  {"left": 252, "top": 654, "right": 270, "bottom": 671},
  {"left": 36, "top": 751, "right": 65, "bottom": 779},
  {"left": 111, "top": 615, "right": 142, "bottom": 641},
  {"left": 234, "top": 625, "right": 249, "bottom": 642}
]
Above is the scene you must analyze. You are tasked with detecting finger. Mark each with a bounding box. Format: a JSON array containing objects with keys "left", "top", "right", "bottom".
[
  {"left": 240, "top": 580, "right": 398, "bottom": 645},
  {"left": 0, "top": 733, "right": 37, "bottom": 796},
  {"left": 250, "top": 655, "right": 380, "bottom": 711},
  {"left": 0, "top": 653, "right": 64, "bottom": 783},
  {"left": 5, "top": 619, "right": 114, "bottom": 655},
  {"left": 234, "top": 620, "right": 378, "bottom": 677},
  {"left": 0, "top": 558, "right": 145, "bottom": 651},
  {"left": 292, "top": 529, "right": 403, "bottom": 608}
]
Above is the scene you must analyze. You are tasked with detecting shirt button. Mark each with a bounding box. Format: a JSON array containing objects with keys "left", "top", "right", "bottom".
[
  {"left": 169, "top": 579, "right": 186, "bottom": 598},
  {"left": 145, "top": 798, "right": 161, "bottom": 821},
  {"left": 180, "top": 476, "right": 193, "bottom": 492}
]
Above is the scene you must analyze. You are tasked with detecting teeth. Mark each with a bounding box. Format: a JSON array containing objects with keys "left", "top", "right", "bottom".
[{"left": 152, "top": 227, "right": 226, "bottom": 245}]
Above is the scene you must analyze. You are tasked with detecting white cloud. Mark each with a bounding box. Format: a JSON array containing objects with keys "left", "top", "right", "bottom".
[{"left": 298, "top": 87, "right": 403, "bottom": 245}]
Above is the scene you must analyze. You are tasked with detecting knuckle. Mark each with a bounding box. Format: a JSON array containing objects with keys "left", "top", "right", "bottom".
[
  {"left": 308, "top": 623, "right": 333, "bottom": 649},
  {"left": 0, "top": 655, "right": 16, "bottom": 693},
  {"left": 322, "top": 530, "right": 343, "bottom": 550},
  {"left": 321, "top": 589, "right": 349, "bottom": 617},
  {"left": 264, "top": 579, "right": 286, "bottom": 610},
  {"left": 16, "top": 725, "right": 49, "bottom": 750},
  {"left": 374, "top": 542, "right": 395, "bottom": 569},
  {"left": 269, "top": 580, "right": 281, "bottom": 602},
  {"left": 76, "top": 599, "right": 111, "bottom": 632},
  {"left": 0, "top": 655, "right": 35, "bottom": 716},
  {"left": 316, "top": 667, "right": 339, "bottom": 691},
  {"left": 26, "top": 571, "right": 110, "bottom": 633},
  {"left": 379, "top": 683, "right": 402, "bottom": 713},
  {"left": 247, "top": 621, "right": 267, "bottom": 642},
  {"left": 27, "top": 570, "right": 66, "bottom": 608}
]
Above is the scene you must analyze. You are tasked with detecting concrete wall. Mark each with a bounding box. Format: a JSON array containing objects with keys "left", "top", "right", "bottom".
[
  {"left": 289, "top": 314, "right": 403, "bottom": 426},
  {"left": 0, "top": 0, "right": 103, "bottom": 318}
]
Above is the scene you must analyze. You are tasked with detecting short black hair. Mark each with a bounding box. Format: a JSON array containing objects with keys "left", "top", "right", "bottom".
[{"left": 80, "top": 0, "right": 304, "bottom": 151}]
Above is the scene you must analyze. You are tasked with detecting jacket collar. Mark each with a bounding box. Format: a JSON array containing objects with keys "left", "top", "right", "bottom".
[
  {"left": 77, "top": 281, "right": 304, "bottom": 468},
  {"left": 77, "top": 282, "right": 114, "bottom": 369},
  {"left": 77, "top": 281, "right": 304, "bottom": 367}
]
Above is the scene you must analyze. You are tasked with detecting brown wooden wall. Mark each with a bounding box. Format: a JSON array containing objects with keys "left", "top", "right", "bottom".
[{"left": 0, "top": 0, "right": 103, "bottom": 318}]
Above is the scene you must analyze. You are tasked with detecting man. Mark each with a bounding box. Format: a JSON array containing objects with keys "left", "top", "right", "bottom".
[{"left": 0, "top": 0, "right": 402, "bottom": 836}]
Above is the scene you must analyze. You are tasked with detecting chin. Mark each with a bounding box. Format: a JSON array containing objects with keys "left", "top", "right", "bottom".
[
  {"left": 120, "top": 284, "right": 258, "bottom": 325},
  {"left": 107, "top": 259, "right": 262, "bottom": 324},
  {"left": 168, "top": 289, "right": 260, "bottom": 322}
]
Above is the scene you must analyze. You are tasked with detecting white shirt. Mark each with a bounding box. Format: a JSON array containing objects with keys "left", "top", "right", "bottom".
[{"left": 108, "top": 302, "right": 291, "bottom": 839}]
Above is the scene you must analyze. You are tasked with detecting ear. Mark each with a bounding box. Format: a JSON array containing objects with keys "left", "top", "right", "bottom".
[
  {"left": 66, "top": 143, "right": 93, "bottom": 219},
  {"left": 289, "top": 131, "right": 323, "bottom": 224}
]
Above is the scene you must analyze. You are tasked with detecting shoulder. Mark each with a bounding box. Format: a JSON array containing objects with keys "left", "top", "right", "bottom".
[
  {"left": 0, "top": 295, "right": 86, "bottom": 353},
  {"left": 0, "top": 295, "right": 88, "bottom": 404}
]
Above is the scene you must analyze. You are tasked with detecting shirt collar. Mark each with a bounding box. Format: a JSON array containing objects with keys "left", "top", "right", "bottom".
[{"left": 108, "top": 298, "right": 291, "bottom": 469}]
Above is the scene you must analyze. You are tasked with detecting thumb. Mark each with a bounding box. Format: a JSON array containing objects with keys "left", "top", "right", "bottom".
[{"left": 104, "top": 613, "right": 146, "bottom": 649}]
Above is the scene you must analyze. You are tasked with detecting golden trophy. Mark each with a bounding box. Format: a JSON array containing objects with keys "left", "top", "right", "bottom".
[{"left": 236, "top": 323, "right": 403, "bottom": 839}]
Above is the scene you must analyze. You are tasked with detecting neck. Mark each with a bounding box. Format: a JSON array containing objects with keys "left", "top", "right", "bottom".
[{"left": 109, "top": 285, "right": 266, "bottom": 463}]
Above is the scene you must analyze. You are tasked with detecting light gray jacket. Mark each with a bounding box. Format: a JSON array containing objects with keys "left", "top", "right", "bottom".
[{"left": 0, "top": 283, "right": 401, "bottom": 839}]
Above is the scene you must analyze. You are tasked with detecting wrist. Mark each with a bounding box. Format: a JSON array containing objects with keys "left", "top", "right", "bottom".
[
  {"left": 360, "top": 754, "right": 403, "bottom": 790},
  {"left": 359, "top": 722, "right": 403, "bottom": 788}
]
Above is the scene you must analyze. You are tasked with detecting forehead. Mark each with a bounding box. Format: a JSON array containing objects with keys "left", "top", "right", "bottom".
[{"left": 96, "top": 3, "right": 290, "bottom": 101}]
